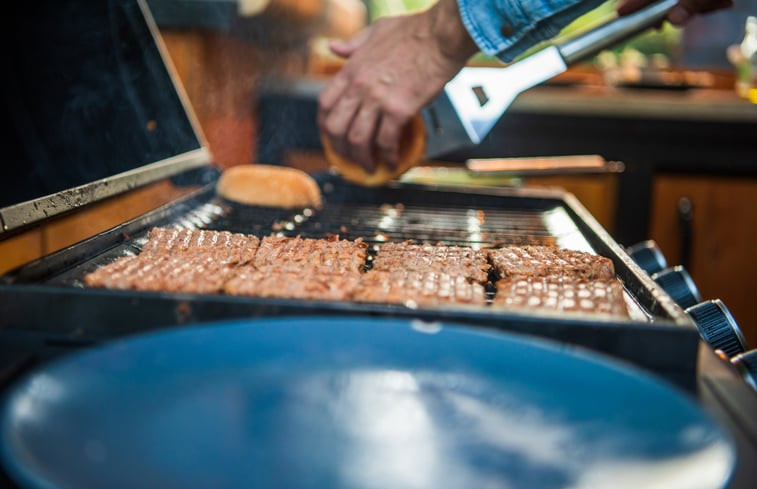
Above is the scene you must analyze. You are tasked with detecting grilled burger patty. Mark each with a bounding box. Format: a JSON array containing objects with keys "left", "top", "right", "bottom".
[
  {"left": 487, "top": 245, "right": 616, "bottom": 280},
  {"left": 371, "top": 242, "right": 490, "bottom": 283},
  {"left": 85, "top": 227, "right": 628, "bottom": 316},
  {"left": 353, "top": 270, "right": 487, "bottom": 306},
  {"left": 493, "top": 276, "right": 629, "bottom": 317},
  {"left": 140, "top": 227, "right": 259, "bottom": 265},
  {"left": 225, "top": 268, "right": 361, "bottom": 301},
  {"left": 84, "top": 228, "right": 260, "bottom": 293},
  {"left": 83, "top": 254, "right": 238, "bottom": 294},
  {"left": 254, "top": 235, "right": 367, "bottom": 274}
]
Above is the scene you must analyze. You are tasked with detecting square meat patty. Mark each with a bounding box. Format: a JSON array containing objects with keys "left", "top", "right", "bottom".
[
  {"left": 493, "top": 276, "right": 628, "bottom": 317},
  {"left": 487, "top": 246, "right": 615, "bottom": 280},
  {"left": 353, "top": 270, "right": 487, "bottom": 307},
  {"left": 372, "top": 242, "right": 489, "bottom": 283}
]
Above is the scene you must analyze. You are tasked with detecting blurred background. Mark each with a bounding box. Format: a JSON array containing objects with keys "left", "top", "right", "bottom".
[{"left": 2, "top": 0, "right": 756, "bottom": 343}]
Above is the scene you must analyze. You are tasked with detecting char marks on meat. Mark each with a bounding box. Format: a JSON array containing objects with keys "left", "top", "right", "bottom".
[
  {"left": 140, "top": 228, "right": 258, "bottom": 265},
  {"left": 85, "top": 228, "right": 628, "bottom": 317},
  {"left": 83, "top": 253, "right": 237, "bottom": 293},
  {"left": 254, "top": 235, "right": 367, "bottom": 274},
  {"left": 225, "top": 268, "right": 360, "bottom": 301},
  {"left": 226, "top": 235, "right": 367, "bottom": 301},
  {"left": 372, "top": 242, "right": 489, "bottom": 283},
  {"left": 487, "top": 246, "right": 615, "bottom": 280},
  {"left": 353, "top": 270, "right": 487, "bottom": 307},
  {"left": 84, "top": 228, "right": 259, "bottom": 293},
  {"left": 493, "top": 276, "right": 628, "bottom": 317}
]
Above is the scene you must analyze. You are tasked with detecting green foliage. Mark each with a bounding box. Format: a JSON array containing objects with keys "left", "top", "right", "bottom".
[
  {"left": 368, "top": 0, "right": 434, "bottom": 20},
  {"left": 367, "top": 0, "right": 681, "bottom": 64}
]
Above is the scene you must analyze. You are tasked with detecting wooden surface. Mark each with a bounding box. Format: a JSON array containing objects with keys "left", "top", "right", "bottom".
[
  {"left": 649, "top": 174, "right": 757, "bottom": 346},
  {"left": 522, "top": 174, "right": 618, "bottom": 233},
  {"left": 467, "top": 155, "right": 608, "bottom": 173}
]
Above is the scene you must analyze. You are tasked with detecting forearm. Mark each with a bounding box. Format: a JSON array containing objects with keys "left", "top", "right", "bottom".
[{"left": 457, "top": 0, "right": 606, "bottom": 62}]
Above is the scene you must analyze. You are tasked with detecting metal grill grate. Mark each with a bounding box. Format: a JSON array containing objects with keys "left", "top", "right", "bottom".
[
  {"left": 39, "top": 188, "right": 594, "bottom": 290},
  {"left": 204, "top": 201, "right": 563, "bottom": 249}
]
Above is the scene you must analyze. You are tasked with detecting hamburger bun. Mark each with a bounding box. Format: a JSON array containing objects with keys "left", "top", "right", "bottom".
[
  {"left": 321, "top": 114, "right": 426, "bottom": 187},
  {"left": 216, "top": 164, "right": 322, "bottom": 209}
]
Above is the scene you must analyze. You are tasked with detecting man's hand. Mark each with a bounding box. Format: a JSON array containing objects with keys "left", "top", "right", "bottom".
[
  {"left": 318, "top": 0, "right": 478, "bottom": 173},
  {"left": 617, "top": 0, "right": 733, "bottom": 26}
]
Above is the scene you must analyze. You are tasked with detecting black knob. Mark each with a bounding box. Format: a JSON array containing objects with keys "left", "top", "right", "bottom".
[
  {"left": 686, "top": 299, "right": 749, "bottom": 357},
  {"left": 652, "top": 266, "right": 701, "bottom": 309},
  {"left": 626, "top": 240, "right": 667, "bottom": 275},
  {"left": 731, "top": 350, "right": 757, "bottom": 392}
]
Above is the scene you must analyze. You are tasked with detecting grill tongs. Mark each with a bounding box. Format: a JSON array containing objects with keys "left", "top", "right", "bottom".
[{"left": 422, "top": 0, "right": 678, "bottom": 158}]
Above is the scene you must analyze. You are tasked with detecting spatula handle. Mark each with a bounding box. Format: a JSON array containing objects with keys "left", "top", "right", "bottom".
[{"left": 558, "top": 0, "right": 678, "bottom": 65}]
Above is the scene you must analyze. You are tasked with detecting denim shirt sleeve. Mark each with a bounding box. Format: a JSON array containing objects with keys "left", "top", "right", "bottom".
[{"left": 457, "top": 0, "right": 607, "bottom": 62}]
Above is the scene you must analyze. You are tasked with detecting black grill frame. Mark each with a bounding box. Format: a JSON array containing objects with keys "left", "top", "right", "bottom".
[{"left": 0, "top": 172, "right": 699, "bottom": 387}]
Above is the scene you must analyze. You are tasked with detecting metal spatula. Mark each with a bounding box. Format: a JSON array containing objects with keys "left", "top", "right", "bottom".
[{"left": 422, "top": 0, "right": 678, "bottom": 158}]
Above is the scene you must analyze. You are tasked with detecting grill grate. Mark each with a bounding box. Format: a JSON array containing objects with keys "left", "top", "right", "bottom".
[
  {"left": 204, "top": 201, "right": 563, "bottom": 249},
  {"left": 41, "top": 189, "right": 595, "bottom": 291}
]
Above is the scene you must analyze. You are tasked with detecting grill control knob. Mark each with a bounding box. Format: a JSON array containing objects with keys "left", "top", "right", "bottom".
[
  {"left": 686, "top": 299, "right": 749, "bottom": 357},
  {"left": 651, "top": 266, "right": 701, "bottom": 309},
  {"left": 626, "top": 240, "right": 667, "bottom": 275},
  {"left": 731, "top": 350, "right": 757, "bottom": 392}
]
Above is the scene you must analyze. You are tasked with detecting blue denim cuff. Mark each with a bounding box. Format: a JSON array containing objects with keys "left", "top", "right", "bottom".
[{"left": 457, "top": 0, "right": 605, "bottom": 62}]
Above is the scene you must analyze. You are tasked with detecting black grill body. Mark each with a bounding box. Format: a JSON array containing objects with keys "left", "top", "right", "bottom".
[{"left": 1, "top": 172, "right": 698, "bottom": 388}]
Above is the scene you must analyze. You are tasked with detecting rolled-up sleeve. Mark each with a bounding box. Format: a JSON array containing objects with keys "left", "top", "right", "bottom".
[{"left": 458, "top": 0, "right": 607, "bottom": 62}]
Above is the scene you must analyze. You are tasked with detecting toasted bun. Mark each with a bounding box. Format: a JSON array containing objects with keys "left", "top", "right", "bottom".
[
  {"left": 321, "top": 114, "right": 426, "bottom": 187},
  {"left": 216, "top": 164, "right": 322, "bottom": 209}
]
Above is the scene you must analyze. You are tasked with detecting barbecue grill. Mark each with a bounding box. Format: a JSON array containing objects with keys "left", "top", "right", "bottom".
[
  {"left": 2, "top": 1, "right": 756, "bottom": 488},
  {"left": 1, "top": 169, "right": 699, "bottom": 384}
]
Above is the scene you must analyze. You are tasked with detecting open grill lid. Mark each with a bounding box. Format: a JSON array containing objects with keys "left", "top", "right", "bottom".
[{"left": 2, "top": 0, "right": 210, "bottom": 237}]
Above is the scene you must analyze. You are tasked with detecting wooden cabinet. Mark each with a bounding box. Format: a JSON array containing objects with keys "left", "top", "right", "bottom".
[
  {"left": 521, "top": 174, "right": 618, "bottom": 233},
  {"left": 649, "top": 174, "right": 757, "bottom": 346}
]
